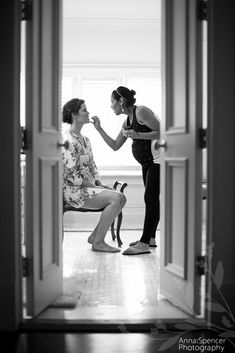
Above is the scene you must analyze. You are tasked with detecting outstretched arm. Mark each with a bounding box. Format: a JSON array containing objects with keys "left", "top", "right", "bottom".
[{"left": 92, "top": 116, "right": 127, "bottom": 151}]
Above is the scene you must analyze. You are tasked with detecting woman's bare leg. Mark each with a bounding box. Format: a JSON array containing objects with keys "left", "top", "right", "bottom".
[
  {"left": 87, "top": 223, "right": 98, "bottom": 244},
  {"left": 81, "top": 190, "right": 126, "bottom": 252}
]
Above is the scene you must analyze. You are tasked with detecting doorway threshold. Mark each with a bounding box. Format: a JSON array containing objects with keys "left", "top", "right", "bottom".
[{"left": 19, "top": 299, "right": 201, "bottom": 332}]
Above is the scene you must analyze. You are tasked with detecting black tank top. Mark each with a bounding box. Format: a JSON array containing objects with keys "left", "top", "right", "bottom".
[{"left": 127, "top": 106, "right": 154, "bottom": 167}]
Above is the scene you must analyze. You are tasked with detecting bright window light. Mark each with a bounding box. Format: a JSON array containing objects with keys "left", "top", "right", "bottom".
[{"left": 61, "top": 68, "right": 161, "bottom": 169}]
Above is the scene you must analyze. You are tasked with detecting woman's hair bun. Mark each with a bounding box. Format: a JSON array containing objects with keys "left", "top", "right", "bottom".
[
  {"left": 62, "top": 98, "right": 85, "bottom": 124},
  {"left": 116, "top": 86, "right": 136, "bottom": 105}
]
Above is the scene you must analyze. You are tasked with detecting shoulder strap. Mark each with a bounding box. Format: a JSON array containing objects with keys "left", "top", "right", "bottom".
[{"left": 126, "top": 116, "right": 131, "bottom": 128}]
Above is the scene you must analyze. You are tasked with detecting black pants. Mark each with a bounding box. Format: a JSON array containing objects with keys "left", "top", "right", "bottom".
[{"left": 140, "top": 163, "right": 160, "bottom": 244}]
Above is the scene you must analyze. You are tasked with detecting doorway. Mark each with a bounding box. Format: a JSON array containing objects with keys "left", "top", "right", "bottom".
[{"left": 20, "top": 0, "right": 207, "bottom": 325}]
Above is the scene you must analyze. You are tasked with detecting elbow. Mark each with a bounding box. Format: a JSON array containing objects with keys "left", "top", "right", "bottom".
[
  {"left": 110, "top": 142, "right": 118, "bottom": 151},
  {"left": 113, "top": 144, "right": 120, "bottom": 151}
]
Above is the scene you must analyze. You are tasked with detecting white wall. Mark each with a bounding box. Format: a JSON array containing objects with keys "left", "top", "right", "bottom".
[
  {"left": 63, "top": 0, "right": 161, "bottom": 20},
  {"left": 64, "top": 174, "right": 146, "bottom": 230},
  {"left": 62, "top": 0, "right": 161, "bottom": 229},
  {"left": 63, "top": 0, "right": 161, "bottom": 66}
]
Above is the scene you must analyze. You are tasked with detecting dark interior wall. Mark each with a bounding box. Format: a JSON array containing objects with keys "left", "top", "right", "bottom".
[
  {"left": 0, "top": 0, "right": 22, "bottom": 330},
  {"left": 208, "top": 0, "right": 235, "bottom": 322}
]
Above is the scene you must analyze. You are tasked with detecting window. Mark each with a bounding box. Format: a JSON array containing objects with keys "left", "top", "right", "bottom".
[{"left": 61, "top": 67, "right": 161, "bottom": 169}]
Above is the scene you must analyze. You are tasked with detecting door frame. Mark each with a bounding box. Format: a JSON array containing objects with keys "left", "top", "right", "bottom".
[
  {"left": 1, "top": 0, "right": 235, "bottom": 331},
  {"left": 0, "top": 0, "right": 22, "bottom": 331},
  {"left": 206, "top": 0, "right": 235, "bottom": 325}
]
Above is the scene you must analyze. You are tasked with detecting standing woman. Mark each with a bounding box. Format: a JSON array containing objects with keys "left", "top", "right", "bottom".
[
  {"left": 62, "top": 98, "right": 126, "bottom": 253},
  {"left": 92, "top": 86, "right": 160, "bottom": 255}
]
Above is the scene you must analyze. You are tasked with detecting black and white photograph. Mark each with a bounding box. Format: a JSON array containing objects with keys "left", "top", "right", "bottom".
[{"left": 0, "top": 0, "right": 235, "bottom": 352}]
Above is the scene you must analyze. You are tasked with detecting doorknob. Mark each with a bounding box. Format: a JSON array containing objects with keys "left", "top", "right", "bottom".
[
  {"left": 154, "top": 140, "right": 167, "bottom": 150},
  {"left": 57, "top": 140, "right": 70, "bottom": 150}
]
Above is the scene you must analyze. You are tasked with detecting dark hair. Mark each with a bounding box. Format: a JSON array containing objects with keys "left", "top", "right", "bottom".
[
  {"left": 111, "top": 90, "right": 121, "bottom": 102},
  {"left": 112, "top": 86, "right": 136, "bottom": 106},
  {"left": 62, "top": 98, "right": 85, "bottom": 124}
]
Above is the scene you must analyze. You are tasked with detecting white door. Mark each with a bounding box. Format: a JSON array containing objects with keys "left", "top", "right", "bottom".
[
  {"left": 160, "top": 0, "right": 203, "bottom": 315},
  {"left": 25, "top": 0, "right": 63, "bottom": 316}
]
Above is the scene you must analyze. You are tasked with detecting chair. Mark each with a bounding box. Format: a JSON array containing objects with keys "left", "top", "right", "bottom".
[{"left": 63, "top": 180, "right": 127, "bottom": 247}]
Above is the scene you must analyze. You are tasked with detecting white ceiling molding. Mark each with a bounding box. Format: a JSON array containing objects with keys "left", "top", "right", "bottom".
[
  {"left": 63, "top": 63, "right": 161, "bottom": 69},
  {"left": 63, "top": 18, "right": 160, "bottom": 25}
]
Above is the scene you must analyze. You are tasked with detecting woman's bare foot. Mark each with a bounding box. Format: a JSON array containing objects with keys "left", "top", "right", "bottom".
[
  {"left": 87, "top": 232, "right": 96, "bottom": 244},
  {"left": 92, "top": 242, "right": 121, "bottom": 253}
]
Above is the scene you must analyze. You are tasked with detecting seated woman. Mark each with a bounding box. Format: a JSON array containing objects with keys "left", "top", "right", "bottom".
[{"left": 62, "top": 98, "right": 126, "bottom": 253}]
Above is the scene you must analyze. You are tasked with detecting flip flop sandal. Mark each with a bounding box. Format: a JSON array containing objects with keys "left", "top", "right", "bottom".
[
  {"left": 129, "top": 240, "right": 139, "bottom": 246},
  {"left": 129, "top": 240, "right": 157, "bottom": 248},
  {"left": 122, "top": 247, "right": 151, "bottom": 255}
]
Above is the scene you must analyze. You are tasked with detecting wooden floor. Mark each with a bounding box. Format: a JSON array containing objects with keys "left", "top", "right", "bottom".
[
  {"left": 34, "top": 230, "right": 189, "bottom": 323},
  {"left": 16, "top": 211, "right": 234, "bottom": 352}
]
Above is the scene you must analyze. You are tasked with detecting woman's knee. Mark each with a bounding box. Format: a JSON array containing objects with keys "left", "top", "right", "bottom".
[
  {"left": 112, "top": 191, "right": 126, "bottom": 207},
  {"left": 120, "top": 192, "right": 127, "bottom": 206}
]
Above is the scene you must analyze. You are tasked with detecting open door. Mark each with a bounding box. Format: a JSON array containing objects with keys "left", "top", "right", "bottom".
[
  {"left": 160, "top": 0, "right": 203, "bottom": 315},
  {"left": 24, "top": 0, "right": 63, "bottom": 316}
]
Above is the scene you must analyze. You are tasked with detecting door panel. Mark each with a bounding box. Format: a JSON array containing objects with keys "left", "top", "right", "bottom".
[
  {"left": 164, "top": 158, "right": 188, "bottom": 279},
  {"left": 160, "top": 0, "right": 203, "bottom": 315},
  {"left": 39, "top": 158, "right": 60, "bottom": 279},
  {"left": 25, "top": 0, "right": 63, "bottom": 316}
]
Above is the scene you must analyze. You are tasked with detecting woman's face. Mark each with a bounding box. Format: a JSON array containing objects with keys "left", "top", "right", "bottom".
[
  {"left": 111, "top": 96, "right": 123, "bottom": 115},
  {"left": 74, "top": 103, "right": 90, "bottom": 124}
]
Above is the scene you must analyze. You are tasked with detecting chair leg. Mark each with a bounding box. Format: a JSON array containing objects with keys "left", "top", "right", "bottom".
[
  {"left": 111, "top": 181, "right": 127, "bottom": 247},
  {"left": 111, "top": 220, "right": 116, "bottom": 241},
  {"left": 116, "top": 212, "right": 123, "bottom": 247}
]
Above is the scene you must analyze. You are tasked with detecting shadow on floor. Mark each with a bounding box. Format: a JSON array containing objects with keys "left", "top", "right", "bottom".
[{"left": 1, "top": 329, "right": 234, "bottom": 353}]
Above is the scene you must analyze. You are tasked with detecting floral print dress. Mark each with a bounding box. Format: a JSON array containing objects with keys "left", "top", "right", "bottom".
[{"left": 62, "top": 129, "right": 104, "bottom": 208}]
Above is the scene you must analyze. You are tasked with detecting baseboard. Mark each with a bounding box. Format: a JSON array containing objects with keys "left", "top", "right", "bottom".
[{"left": 63, "top": 210, "right": 145, "bottom": 231}]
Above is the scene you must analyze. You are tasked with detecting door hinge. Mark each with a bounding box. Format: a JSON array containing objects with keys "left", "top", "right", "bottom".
[
  {"left": 196, "top": 255, "right": 207, "bottom": 275},
  {"left": 21, "top": 127, "right": 29, "bottom": 152},
  {"left": 21, "top": 0, "right": 32, "bottom": 21},
  {"left": 198, "top": 0, "right": 208, "bottom": 21},
  {"left": 22, "top": 257, "right": 31, "bottom": 277},
  {"left": 198, "top": 128, "right": 207, "bottom": 149}
]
